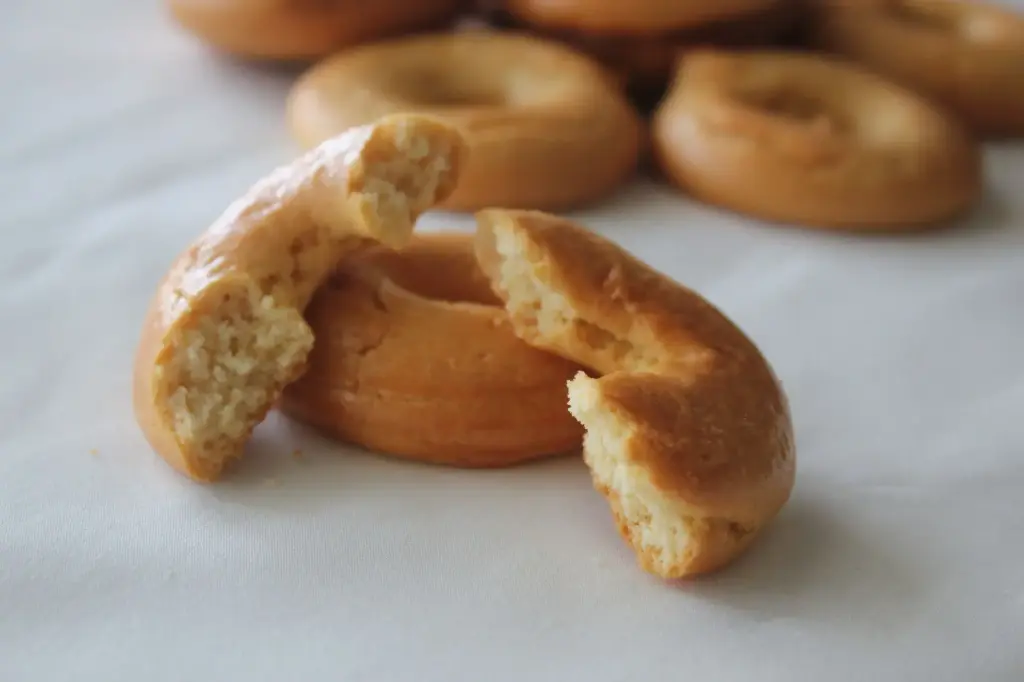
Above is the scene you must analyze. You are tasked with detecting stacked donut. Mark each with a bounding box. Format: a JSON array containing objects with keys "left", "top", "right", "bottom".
[
  {"left": 133, "top": 115, "right": 795, "bottom": 579},
  {"left": 144, "top": 0, "right": 1022, "bottom": 579}
]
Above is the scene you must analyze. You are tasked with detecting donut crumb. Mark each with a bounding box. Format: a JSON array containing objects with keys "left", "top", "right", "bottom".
[
  {"left": 485, "top": 222, "right": 656, "bottom": 373},
  {"left": 351, "top": 122, "right": 456, "bottom": 247},
  {"left": 161, "top": 282, "right": 314, "bottom": 477},
  {"left": 567, "top": 374, "right": 699, "bottom": 577}
]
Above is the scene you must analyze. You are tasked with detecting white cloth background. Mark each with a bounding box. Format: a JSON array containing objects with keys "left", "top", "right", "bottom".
[{"left": 1, "top": 2, "right": 1022, "bottom": 680}]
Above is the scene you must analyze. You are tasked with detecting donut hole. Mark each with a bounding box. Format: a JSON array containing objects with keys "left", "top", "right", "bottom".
[
  {"left": 357, "top": 236, "right": 504, "bottom": 307},
  {"left": 395, "top": 67, "right": 509, "bottom": 108},
  {"left": 160, "top": 281, "right": 314, "bottom": 477},
  {"left": 734, "top": 85, "right": 848, "bottom": 134}
]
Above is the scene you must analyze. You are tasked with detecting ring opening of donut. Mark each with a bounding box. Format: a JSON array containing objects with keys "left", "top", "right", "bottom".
[
  {"left": 392, "top": 66, "right": 510, "bottom": 108},
  {"left": 733, "top": 85, "right": 850, "bottom": 136}
]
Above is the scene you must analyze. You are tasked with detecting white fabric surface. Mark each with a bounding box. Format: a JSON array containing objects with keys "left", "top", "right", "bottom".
[{"left": 2, "top": 2, "right": 1022, "bottom": 680}]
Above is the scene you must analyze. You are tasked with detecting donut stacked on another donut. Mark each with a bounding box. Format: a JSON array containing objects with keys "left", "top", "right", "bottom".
[
  {"left": 132, "top": 109, "right": 798, "bottom": 578},
  {"left": 494, "top": 0, "right": 806, "bottom": 94}
]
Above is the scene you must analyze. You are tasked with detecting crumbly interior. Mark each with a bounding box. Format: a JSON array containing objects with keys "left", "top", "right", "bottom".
[
  {"left": 489, "top": 226, "right": 651, "bottom": 373},
  {"left": 490, "top": 227, "right": 726, "bottom": 576},
  {"left": 353, "top": 129, "right": 454, "bottom": 246},
  {"left": 162, "top": 286, "right": 313, "bottom": 474},
  {"left": 568, "top": 376, "right": 696, "bottom": 576}
]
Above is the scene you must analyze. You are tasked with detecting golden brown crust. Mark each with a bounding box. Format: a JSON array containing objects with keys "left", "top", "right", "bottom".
[
  {"left": 599, "top": 479, "right": 762, "bottom": 576},
  {"left": 286, "top": 30, "right": 643, "bottom": 212},
  {"left": 279, "top": 233, "right": 585, "bottom": 467},
  {"left": 811, "top": 0, "right": 1024, "bottom": 138},
  {"left": 133, "top": 116, "right": 467, "bottom": 482},
  {"left": 497, "top": 0, "right": 805, "bottom": 91},
  {"left": 473, "top": 209, "right": 796, "bottom": 578},
  {"left": 166, "top": 0, "right": 466, "bottom": 60},
  {"left": 501, "top": 0, "right": 783, "bottom": 34},
  {"left": 652, "top": 49, "right": 983, "bottom": 231}
]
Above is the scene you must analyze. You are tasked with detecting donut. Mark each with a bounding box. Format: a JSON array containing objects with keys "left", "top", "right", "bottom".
[
  {"left": 811, "top": 0, "right": 1024, "bottom": 137},
  {"left": 473, "top": 209, "right": 796, "bottom": 578},
  {"left": 651, "top": 49, "right": 983, "bottom": 231},
  {"left": 132, "top": 115, "right": 467, "bottom": 482},
  {"left": 286, "top": 30, "right": 643, "bottom": 212},
  {"left": 500, "top": 0, "right": 783, "bottom": 34},
  {"left": 495, "top": 0, "right": 805, "bottom": 93},
  {"left": 279, "top": 233, "right": 585, "bottom": 467},
  {"left": 167, "top": 0, "right": 465, "bottom": 60}
]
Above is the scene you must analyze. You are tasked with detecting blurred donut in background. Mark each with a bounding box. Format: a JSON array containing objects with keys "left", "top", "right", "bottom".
[
  {"left": 810, "top": 0, "right": 1024, "bottom": 138},
  {"left": 487, "top": 0, "right": 807, "bottom": 102},
  {"left": 167, "top": 0, "right": 467, "bottom": 60}
]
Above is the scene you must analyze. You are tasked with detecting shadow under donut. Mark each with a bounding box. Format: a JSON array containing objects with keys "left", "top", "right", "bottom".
[{"left": 680, "top": 494, "right": 932, "bottom": 634}]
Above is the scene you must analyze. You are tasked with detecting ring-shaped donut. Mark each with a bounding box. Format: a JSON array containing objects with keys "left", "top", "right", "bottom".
[
  {"left": 499, "top": 0, "right": 783, "bottom": 35},
  {"left": 652, "top": 49, "right": 982, "bottom": 231},
  {"left": 811, "top": 0, "right": 1024, "bottom": 137},
  {"left": 496, "top": 0, "right": 802, "bottom": 92},
  {"left": 279, "top": 233, "right": 585, "bottom": 467},
  {"left": 167, "top": 0, "right": 465, "bottom": 60},
  {"left": 132, "top": 115, "right": 467, "bottom": 482},
  {"left": 473, "top": 209, "right": 796, "bottom": 578},
  {"left": 286, "top": 30, "right": 643, "bottom": 212}
]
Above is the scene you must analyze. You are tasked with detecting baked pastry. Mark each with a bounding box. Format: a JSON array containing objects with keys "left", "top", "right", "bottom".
[
  {"left": 280, "top": 232, "right": 585, "bottom": 467},
  {"left": 286, "top": 30, "right": 643, "bottom": 211},
  {"left": 652, "top": 49, "right": 983, "bottom": 231},
  {"left": 811, "top": 0, "right": 1024, "bottom": 137},
  {"left": 495, "top": 0, "right": 803, "bottom": 92},
  {"left": 167, "top": 0, "right": 465, "bottom": 60},
  {"left": 474, "top": 209, "right": 796, "bottom": 577},
  {"left": 132, "top": 115, "right": 467, "bottom": 482}
]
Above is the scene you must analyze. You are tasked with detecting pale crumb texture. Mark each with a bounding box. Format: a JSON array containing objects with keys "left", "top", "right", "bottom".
[
  {"left": 568, "top": 376, "right": 695, "bottom": 577},
  {"left": 161, "top": 285, "right": 313, "bottom": 477},
  {"left": 486, "top": 224, "right": 748, "bottom": 579},
  {"left": 490, "top": 226, "right": 655, "bottom": 375},
  {"left": 351, "top": 126, "right": 455, "bottom": 248},
  {"left": 568, "top": 374, "right": 754, "bottom": 579},
  {"left": 489, "top": 227, "right": 703, "bottom": 575}
]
